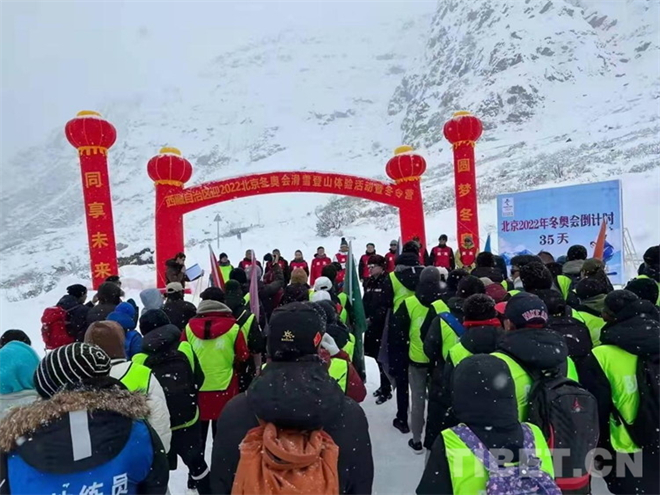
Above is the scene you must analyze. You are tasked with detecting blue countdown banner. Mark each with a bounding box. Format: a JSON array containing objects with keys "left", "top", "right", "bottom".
[{"left": 497, "top": 180, "right": 624, "bottom": 285}]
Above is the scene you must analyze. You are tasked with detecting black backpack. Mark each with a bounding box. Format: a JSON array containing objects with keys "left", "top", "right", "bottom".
[
  {"left": 525, "top": 367, "right": 599, "bottom": 492},
  {"left": 614, "top": 354, "right": 660, "bottom": 449},
  {"left": 144, "top": 350, "right": 198, "bottom": 429}
]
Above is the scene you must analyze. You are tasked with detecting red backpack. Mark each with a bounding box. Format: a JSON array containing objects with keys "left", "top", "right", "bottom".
[{"left": 41, "top": 306, "right": 75, "bottom": 350}]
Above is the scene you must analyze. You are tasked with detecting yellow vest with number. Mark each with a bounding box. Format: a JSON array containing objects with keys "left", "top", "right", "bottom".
[{"left": 592, "top": 345, "right": 641, "bottom": 453}]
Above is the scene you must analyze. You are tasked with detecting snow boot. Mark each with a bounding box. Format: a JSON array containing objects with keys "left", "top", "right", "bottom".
[
  {"left": 408, "top": 439, "right": 424, "bottom": 454},
  {"left": 375, "top": 391, "right": 392, "bottom": 405},
  {"left": 392, "top": 418, "right": 410, "bottom": 434}
]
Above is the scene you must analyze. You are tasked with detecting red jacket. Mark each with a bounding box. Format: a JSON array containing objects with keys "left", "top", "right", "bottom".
[
  {"left": 289, "top": 260, "right": 309, "bottom": 276},
  {"left": 385, "top": 251, "right": 397, "bottom": 273},
  {"left": 319, "top": 348, "right": 366, "bottom": 403},
  {"left": 334, "top": 252, "right": 348, "bottom": 285},
  {"left": 310, "top": 255, "right": 332, "bottom": 286},
  {"left": 265, "top": 258, "right": 288, "bottom": 276},
  {"left": 182, "top": 309, "right": 249, "bottom": 420},
  {"left": 238, "top": 258, "right": 262, "bottom": 271},
  {"left": 358, "top": 252, "right": 375, "bottom": 280},
  {"left": 429, "top": 245, "right": 455, "bottom": 270}
]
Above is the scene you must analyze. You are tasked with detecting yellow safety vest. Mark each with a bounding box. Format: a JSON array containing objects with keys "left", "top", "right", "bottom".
[
  {"left": 337, "top": 292, "right": 349, "bottom": 324},
  {"left": 403, "top": 297, "right": 451, "bottom": 364},
  {"left": 117, "top": 362, "right": 152, "bottom": 393},
  {"left": 390, "top": 272, "right": 414, "bottom": 312},
  {"left": 185, "top": 323, "right": 241, "bottom": 392},
  {"left": 328, "top": 358, "right": 349, "bottom": 392},
  {"left": 443, "top": 423, "right": 554, "bottom": 494},
  {"left": 592, "top": 345, "right": 641, "bottom": 453}
]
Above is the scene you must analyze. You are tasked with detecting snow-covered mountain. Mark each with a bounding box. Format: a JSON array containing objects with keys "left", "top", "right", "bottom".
[{"left": 1, "top": 0, "right": 658, "bottom": 301}]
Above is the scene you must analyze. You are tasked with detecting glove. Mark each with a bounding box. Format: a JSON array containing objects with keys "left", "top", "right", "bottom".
[{"left": 321, "top": 333, "right": 341, "bottom": 357}]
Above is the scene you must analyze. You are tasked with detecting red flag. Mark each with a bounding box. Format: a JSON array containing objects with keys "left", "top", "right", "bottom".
[
  {"left": 592, "top": 220, "right": 608, "bottom": 261},
  {"left": 249, "top": 249, "right": 260, "bottom": 322},
  {"left": 208, "top": 244, "right": 223, "bottom": 289}
]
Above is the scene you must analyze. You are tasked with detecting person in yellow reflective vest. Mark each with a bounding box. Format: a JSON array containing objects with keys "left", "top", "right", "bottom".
[
  {"left": 556, "top": 244, "right": 587, "bottom": 301},
  {"left": 630, "top": 245, "right": 660, "bottom": 306},
  {"left": 417, "top": 355, "right": 557, "bottom": 494},
  {"left": 132, "top": 320, "right": 211, "bottom": 494},
  {"left": 424, "top": 294, "right": 504, "bottom": 451},
  {"left": 84, "top": 319, "right": 171, "bottom": 453},
  {"left": 389, "top": 267, "right": 453, "bottom": 451},
  {"left": 493, "top": 293, "right": 579, "bottom": 421},
  {"left": 386, "top": 242, "right": 424, "bottom": 312},
  {"left": 578, "top": 290, "right": 660, "bottom": 495},
  {"left": 183, "top": 299, "right": 250, "bottom": 447},
  {"left": 573, "top": 278, "right": 608, "bottom": 346},
  {"left": 217, "top": 252, "right": 234, "bottom": 286}
]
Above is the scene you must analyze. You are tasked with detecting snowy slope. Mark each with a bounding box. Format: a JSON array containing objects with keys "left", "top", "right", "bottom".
[{"left": 1, "top": 0, "right": 658, "bottom": 303}]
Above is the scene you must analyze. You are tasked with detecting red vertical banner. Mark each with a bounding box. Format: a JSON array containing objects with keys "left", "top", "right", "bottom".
[
  {"left": 443, "top": 111, "right": 483, "bottom": 268},
  {"left": 65, "top": 111, "right": 118, "bottom": 289}
]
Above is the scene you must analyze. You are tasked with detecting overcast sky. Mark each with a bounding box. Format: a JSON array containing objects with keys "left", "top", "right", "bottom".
[{"left": 1, "top": 1, "right": 434, "bottom": 161}]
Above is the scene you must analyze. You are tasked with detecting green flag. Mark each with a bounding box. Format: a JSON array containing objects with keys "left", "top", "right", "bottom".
[{"left": 347, "top": 241, "right": 367, "bottom": 380}]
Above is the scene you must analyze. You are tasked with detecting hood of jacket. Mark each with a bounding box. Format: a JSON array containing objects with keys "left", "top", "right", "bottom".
[
  {"left": 142, "top": 324, "right": 182, "bottom": 354},
  {"left": 452, "top": 354, "right": 519, "bottom": 428},
  {"left": 139, "top": 288, "right": 164, "bottom": 311},
  {"left": 497, "top": 328, "right": 568, "bottom": 370},
  {"left": 392, "top": 265, "right": 423, "bottom": 292},
  {"left": 600, "top": 300, "right": 660, "bottom": 356},
  {"left": 187, "top": 310, "right": 237, "bottom": 340},
  {"left": 461, "top": 325, "right": 504, "bottom": 355},
  {"left": 577, "top": 293, "right": 607, "bottom": 316},
  {"left": 415, "top": 279, "right": 444, "bottom": 307},
  {"left": 57, "top": 294, "right": 82, "bottom": 311},
  {"left": 248, "top": 359, "right": 345, "bottom": 430},
  {"left": 0, "top": 388, "right": 148, "bottom": 455},
  {"left": 562, "top": 259, "right": 584, "bottom": 276}
]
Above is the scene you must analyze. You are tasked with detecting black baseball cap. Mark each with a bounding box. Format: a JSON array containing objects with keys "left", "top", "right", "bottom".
[{"left": 504, "top": 292, "right": 548, "bottom": 329}]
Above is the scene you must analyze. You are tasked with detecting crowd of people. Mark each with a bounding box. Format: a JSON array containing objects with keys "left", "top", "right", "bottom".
[{"left": 0, "top": 237, "right": 658, "bottom": 495}]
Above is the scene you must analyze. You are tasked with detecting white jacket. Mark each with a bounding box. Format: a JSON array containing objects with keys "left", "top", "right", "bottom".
[{"left": 109, "top": 360, "right": 172, "bottom": 452}]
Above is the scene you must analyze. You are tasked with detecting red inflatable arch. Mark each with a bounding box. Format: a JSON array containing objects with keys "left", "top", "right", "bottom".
[{"left": 148, "top": 145, "right": 428, "bottom": 287}]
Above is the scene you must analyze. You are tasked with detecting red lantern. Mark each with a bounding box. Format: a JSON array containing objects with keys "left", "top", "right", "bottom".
[
  {"left": 443, "top": 111, "right": 483, "bottom": 147},
  {"left": 147, "top": 147, "right": 193, "bottom": 186},
  {"left": 65, "top": 110, "right": 117, "bottom": 154},
  {"left": 386, "top": 145, "right": 427, "bottom": 183}
]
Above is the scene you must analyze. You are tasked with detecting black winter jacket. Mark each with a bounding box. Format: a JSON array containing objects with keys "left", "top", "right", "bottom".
[
  {"left": 578, "top": 300, "right": 659, "bottom": 495},
  {"left": 163, "top": 298, "right": 197, "bottom": 331},
  {"left": 470, "top": 266, "right": 504, "bottom": 283},
  {"left": 57, "top": 295, "right": 91, "bottom": 342},
  {"left": 210, "top": 359, "right": 373, "bottom": 494},
  {"left": 424, "top": 323, "right": 503, "bottom": 449},
  {"left": 418, "top": 355, "right": 525, "bottom": 495},
  {"left": 0, "top": 381, "right": 169, "bottom": 495},
  {"left": 86, "top": 302, "right": 117, "bottom": 326},
  {"left": 362, "top": 273, "right": 393, "bottom": 358}
]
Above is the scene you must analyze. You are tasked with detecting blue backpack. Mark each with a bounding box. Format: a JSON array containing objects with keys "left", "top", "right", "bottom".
[{"left": 452, "top": 424, "right": 561, "bottom": 495}]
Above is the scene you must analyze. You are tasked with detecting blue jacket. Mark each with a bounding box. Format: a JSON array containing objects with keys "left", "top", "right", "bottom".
[
  {"left": 0, "top": 342, "right": 39, "bottom": 394},
  {"left": 0, "top": 387, "right": 168, "bottom": 495},
  {"left": 124, "top": 330, "right": 143, "bottom": 360}
]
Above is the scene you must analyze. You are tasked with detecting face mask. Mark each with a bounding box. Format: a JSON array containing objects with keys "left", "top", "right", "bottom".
[{"left": 513, "top": 277, "right": 524, "bottom": 289}]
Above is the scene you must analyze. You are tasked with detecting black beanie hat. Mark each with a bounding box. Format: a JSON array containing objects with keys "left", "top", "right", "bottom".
[
  {"left": 448, "top": 269, "right": 469, "bottom": 291},
  {"left": 402, "top": 240, "right": 420, "bottom": 254},
  {"left": 229, "top": 268, "right": 248, "bottom": 285},
  {"left": 510, "top": 254, "right": 542, "bottom": 269},
  {"left": 35, "top": 343, "right": 111, "bottom": 398},
  {"left": 0, "top": 329, "right": 31, "bottom": 348},
  {"left": 200, "top": 286, "right": 225, "bottom": 302},
  {"left": 625, "top": 278, "right": 660, "bottom": 304},
  {"left": 567, "top": 245, "right": 588, "bottom": 261},
  {"left": 264, "top": 253, "right": 273, "bottom": 263},
  {"left": 475, "top": 252, "right": 495, "bottom": 268},
  {"left": 643, "top": 246, "right": 659, "bottom": 267},
  {"left": 457, "top": 275, "right": 486, "bottom": 298},
  {"left": 322, "top": 264, "right": 337, "bottom": 282},
  {"left": 139, "top": 309, "right": 171, "bottom": 335},
  {"left": 463, "top": 294, "right": 497, "bottom": 321},
  {"left": 603, "top": 290, "right": 640, "bottom": 319},
  {"left": 268, "top": 302, "right": 326, "bottom": 362},
  {"left": 575, "top": 278, "right": 607, "bottom": 300},
  {"left": 520, "top": 261, "right": 553, "bottom": 291},
  {"left": 67, "top": 284, "right": 88, "bottom": 298}
]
